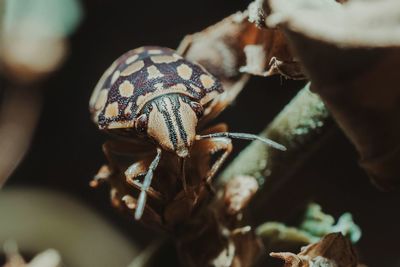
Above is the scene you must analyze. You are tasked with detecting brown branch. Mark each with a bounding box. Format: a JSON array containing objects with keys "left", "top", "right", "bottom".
[
  {"left": 271, "top": 233, "right": 363, "bottom": 267},
  {"left": 219, "top": 85, "right": 333, "bottom": 222}
]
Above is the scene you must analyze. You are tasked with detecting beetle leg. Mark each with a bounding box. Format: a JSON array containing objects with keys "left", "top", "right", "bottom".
[
  {"left": 135, "top": 148, "right": 162, "bottom": 220},
  {"left": 89, "top": 142, "right": 124, "bottom": 188},
  {"left": 102, "top": 139, "right": 153, "bottom": 162},
  {"left": 102, "top": 141, "right": 164, "bottom": 213},
  {"left": 197, "top": 137, "right": 233, "bottom": 185},
  {"left": 110, "top": 187, "right": 123, "bottom": 208},
  {"left": 125, "top": 160, "right": 164, "bottom": 202},
  {"left": 102, "top": 141, "right": 121, "bottom": 171},
  {"left": 90, "top": 165, "right": 111, "bottom": 188},
  {"left": 122, "top": 194, "right": 163, "bottom": 226},
  {"left": 180, "top": 157, "right": 189, "bottom": 194},
  {"left": 125, "top": 160, "right": 148, "bottom": 179}
]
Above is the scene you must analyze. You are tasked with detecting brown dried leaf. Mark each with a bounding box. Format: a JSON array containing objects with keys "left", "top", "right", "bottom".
[
  {"left": 264, "top": 0, "right": 400, "bottom": 190},
  {"left": 178, "top": 11, "right": 304, "bottom": 86},
  {"left": 223, "top": 175, "right": 258, "bottom": 215},
  {"left": 176, "top": 176, "right": 262, "bottom": 267},
  {"left": 267, "top": 0, "right": 400, "bottom": 48},
  {"left": 248, "top": 0, "right": 271, "bottom": 29},
  {"left": 271, "top": 233, "right": 363, "bottom": 267}
]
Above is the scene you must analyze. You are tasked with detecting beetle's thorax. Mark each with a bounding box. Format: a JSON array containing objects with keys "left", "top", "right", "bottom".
[{"left": 146, "top": 94, "right": 198, "bottom": 158}]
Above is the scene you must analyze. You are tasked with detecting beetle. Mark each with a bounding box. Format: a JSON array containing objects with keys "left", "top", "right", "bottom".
[{"left": 90, "top": 46, "right": 285, "bottom": 220}]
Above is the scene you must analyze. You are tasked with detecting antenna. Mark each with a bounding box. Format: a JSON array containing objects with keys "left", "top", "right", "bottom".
[
  {"left": 196, "top": 132, "right": 286, "bottom": 151},
  {"left": 134, "top": 148, "right": 162, "bottom": 220}
]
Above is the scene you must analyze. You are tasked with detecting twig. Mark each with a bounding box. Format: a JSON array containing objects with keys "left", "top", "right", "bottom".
[{"left": 219, "top": 85, "right": 333, "bottom": 220}]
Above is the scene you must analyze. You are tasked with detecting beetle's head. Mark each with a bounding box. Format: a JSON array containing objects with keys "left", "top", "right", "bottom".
[{"left": 135, "top": 94, "right": 203, "bottom": 158}]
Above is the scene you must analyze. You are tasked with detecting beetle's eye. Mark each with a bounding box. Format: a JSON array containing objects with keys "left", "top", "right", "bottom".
[
  {"left": 190, "top": 101, "right": 204, "bottom": 118},
  {"left": 135, "top": 114, "right": 148, "bottom": 135}
]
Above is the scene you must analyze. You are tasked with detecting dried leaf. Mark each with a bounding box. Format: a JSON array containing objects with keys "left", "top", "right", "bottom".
[
  {"left": 266, "top": 0, "right": 400, "bottom": 48},
  {"left": 256, "top": 203, "right": 361, "bottom": 254},
  {"left": 264, "top": 0, "right": 400, "bottom": 190},
  {"left": 178, "top": 10, "right": 304, "bottom": 86},
  {"left": 300, "top": 204, "right": 361, "bottom": 243},
  {"left": 271, "top": 233, "right": 363, "bottom": 267},
  {"left": 248, "top": 0, "right": 270, "bottom": 29},
  {"left": 223, "top": 175, "right": 258, "bottom": 215},
  {"left": 176, "top": 176, "right": 262, "bottom": 267}
]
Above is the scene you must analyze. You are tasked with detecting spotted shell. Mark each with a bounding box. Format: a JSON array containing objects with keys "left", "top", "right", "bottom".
[{"left": 89, "top": 46, "right": 224, "bottom": 129}]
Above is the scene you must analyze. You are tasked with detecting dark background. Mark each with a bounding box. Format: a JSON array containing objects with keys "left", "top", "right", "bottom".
[{"left": 5, "top": 0, "right": 400, "bottom": 266}]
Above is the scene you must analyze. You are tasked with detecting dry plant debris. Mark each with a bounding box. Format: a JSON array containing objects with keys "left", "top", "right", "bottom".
[
  {"left": 220, "top": 84, "right": 331, "bottom": 215},
  {"left": 257, "top": 203, "right": 361, "bottom": 253},
  {"left": 256, "top": 0, "right": 400, "bottom": 190},
  {"left": 270, "top": 233, "right": 363, "bottom": 267},
  {"left": 176, "top": 175, "right": 262, "bottom": 267},
  {"left": 178, "top": 10, "right": 305, "bottom": 85}
]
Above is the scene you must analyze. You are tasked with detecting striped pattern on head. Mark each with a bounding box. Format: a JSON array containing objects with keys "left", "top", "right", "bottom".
[{"left": 146, "top": 94, "right": 197, "bottom": 157}]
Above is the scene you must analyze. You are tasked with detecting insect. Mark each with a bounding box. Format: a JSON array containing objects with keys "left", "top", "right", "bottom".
[{"left": 90, "top": 46, "right": 285, "bottom": 221}]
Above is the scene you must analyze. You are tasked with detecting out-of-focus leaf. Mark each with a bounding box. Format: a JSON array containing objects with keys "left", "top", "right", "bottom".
[
  {"left": 264, "top": 0, "right": 400, "bottom": 190},
  {"left": 271, "top": 233, "right": 363, "bottom": 267}
]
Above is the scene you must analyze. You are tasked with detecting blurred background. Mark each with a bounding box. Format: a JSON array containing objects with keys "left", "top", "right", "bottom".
[{"left": 0, "top": 0, "right": 399, "bottom": 267}]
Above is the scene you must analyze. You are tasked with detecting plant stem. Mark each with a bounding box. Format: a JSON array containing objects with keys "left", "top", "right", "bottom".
[{"left": 218, "top": 84, "right": 334, "bottom": 221}]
